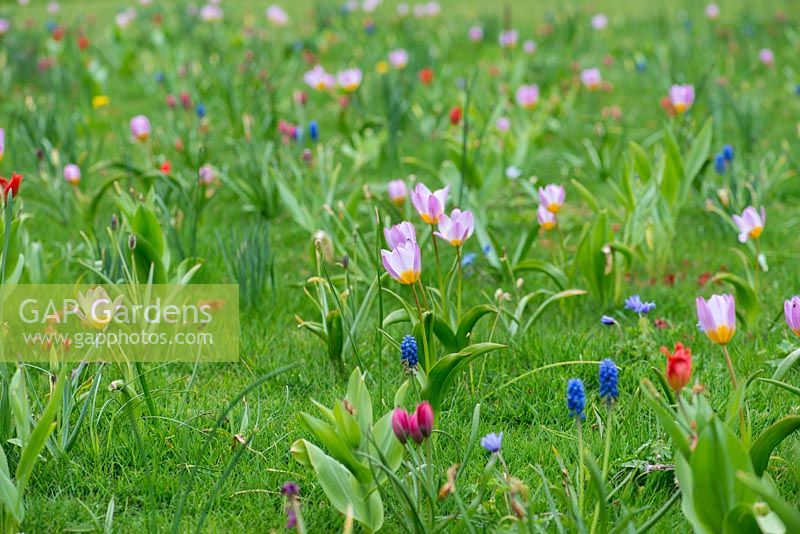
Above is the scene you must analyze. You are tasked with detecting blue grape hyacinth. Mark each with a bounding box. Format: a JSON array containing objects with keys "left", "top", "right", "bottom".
[
  {"left": 400, "top": 335, "right": 418, "bottom": 368},
  {"left": 566, "top": 378, "right": 586, "bottom": 419},
  {"left": 598, "top": 359, "right": 619, "bottom": 404}
]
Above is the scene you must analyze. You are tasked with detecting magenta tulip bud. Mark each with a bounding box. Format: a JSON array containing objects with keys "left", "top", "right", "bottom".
[
  {"left": 180, "top": 91, "right": 192, "bottom": 110},
  {"left": 391, "top": 408, "right": 411, "bottom": 444},
  {"left": 166, "top": 94, "right": 177, "bottom": 108},
  {"left": 415, "top": 401, "right": 434, "bottom": 439},
  {"left": 408, "top": 413, "right": 424, "bottom": 444}
]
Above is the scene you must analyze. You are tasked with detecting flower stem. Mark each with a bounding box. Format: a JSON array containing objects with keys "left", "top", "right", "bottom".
[
  {"left": 457, "top": 246, "right": 463, "bottom": 321},
  {"left": 431, "top": 231, "right": 447, "bottom": 321},
  {"left": 590, "top": 405, "right": 613, "bottom": 534},
  {"left": 754, "top": 239, "right": 760, "bottom": 293},
  {"left": 721, "top": 344, "right": 738, "bottom": 390},
  {"left": 412, "top": 283, "right": 431, "bottom": 372}
]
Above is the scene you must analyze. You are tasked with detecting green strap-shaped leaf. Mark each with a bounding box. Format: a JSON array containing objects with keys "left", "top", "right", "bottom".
[
  {"left": 299, "top": 439, "right": 384, "bottom": 531},
  {"left": 421, "top": 342, "right": 505, "bottom": 411},
  {"left": 455, "top": 304, "right": 497, "bottom": 349},
  {"left": 749, "top": 415, "right": 800, "bottom": 476},
  {"left": 16, "top": 368, "right": 66, "bottom": 496},
  {"left": 736, "top": 472, "right": 800, "bottom": 533},
  {"left": 512, "top": 259, "right": 569, "bottom": 290}
]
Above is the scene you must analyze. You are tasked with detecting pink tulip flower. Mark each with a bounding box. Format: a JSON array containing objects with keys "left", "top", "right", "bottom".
[
  {"left": 515, "top": 84, "right": 539, "bottom": 110},
  {"left": 758, "top": 48, "right": 774, "bottom": 67},
  {"left": 337, "top": 68, "right": 363, "bottom": 92},
  {"left": 434, "top": 209, "right": 474, "bottom": 246},
  {"left": 381, "top": 240, "right": 421, "bottom": 285},
  {"left": 411, "top": 183, "right": 449, "bottom": 224},
  {"left": 581, "top": 68, "right": 602, "bottom": 90},
  {"left": 388, "top": 179, "right": 407, "bottom": 206},
  {"left": 785, "top": 296, "right": 800, "bottom": 337},
  {"left": 696, "top": 294, "right": 736, "bottom": 345},
  {"left": 304, "top": 65, "right": 336, "bottom": 91},
  {"left": 63, "top": 164, "right": 81, "bottom": 185},
  {"left": 384, "top": 221, "right": 417, "bottom": 249},
  {"left": 668, "top": 84, "right": 695, "bottom": 114},
  {"left": 130, "top": 115, "right": 151, "bottom": 141},
  {"left": 388, "top": 49, "right": 409, "bottom": 69},
  {"left": 468, "top": 25, "right": 483, "bottom": 42},
  {"left": 499, "top": 29, "right": 518, "bottom": 49},
  {"left": 537, "top": 204, "right": 556, "bottom": 230},
  {"left": 732, "top": 206, "right": 765, "bottom": 243},
  {"left": 538, "top": 184, "right": 565, "bottom": 213}
]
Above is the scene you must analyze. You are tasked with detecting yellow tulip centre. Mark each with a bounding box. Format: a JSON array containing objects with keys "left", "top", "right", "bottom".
[
  {"left": 707, "top": 324, "right": 734, "bottom": 345},
  {"left": 398, "top": 270, "right": 419, "bottom": 285}
]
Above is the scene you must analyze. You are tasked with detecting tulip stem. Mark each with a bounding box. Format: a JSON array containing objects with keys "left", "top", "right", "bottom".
[
  {"left": 753, "top": 239, "right": 760, "bottom": 293},
  {"left": 456, "top": 247, "right": 463, "bottom": 321},
  {"left": 431, "top": 231, "right": 447, "bottom": 321},
  {"left": 425, "top": 439, "right": 434, "bottom": 527},
  {"left": 412, "top": 284, "right": 431, "bottom": 372},
  {"left": 720, "top": 345, "right": 738, "bottom": 390}
]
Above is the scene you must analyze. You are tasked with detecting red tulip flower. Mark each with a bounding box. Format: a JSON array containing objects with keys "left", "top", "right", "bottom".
[
  {"left": 419, "top": 67, "right": 434, "bottom": 85},
  {"left": 661, "top": 342, "right": 692, "bottom": 393},
  {"left": 0, "top": 172, "right": 23, "bottom": 200},
  {"left": 449, "top": 106, "right": 462, "bottom": 126}
]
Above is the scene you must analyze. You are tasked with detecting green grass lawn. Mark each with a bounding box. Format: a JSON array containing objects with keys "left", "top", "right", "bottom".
[{"left": 0, "top": 0, "right": 798, "bottom": 532}]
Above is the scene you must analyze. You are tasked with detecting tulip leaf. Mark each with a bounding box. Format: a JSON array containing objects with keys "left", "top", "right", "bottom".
[
  {"left": 369, "top": 410, "right": 404, "bottom": 477},
  {"left": 294, "top": 439, "right": 384, "bottom": 531},
  {"left": 569, "top": 178, "right": 599, "bottom": 213},
  {"left": 640, "top": 379, "right": 691, "bottom": 459},
  {"left": 722, "top": 505, "right": 759, "bottom": 533},
  {"left": 382, "top": 308, "right": 410, "bottom": 328},
  {"left": 432, "top": 316, "right": 459, "bottom": 354},
  {"left": 521, "top": 289, "right": 586, "bottom": 334},
  {"left": 682, "top": 118, "right": 713, "bottom": 202},
  {"left": 772, "top": 347, "right": 800, "bottom": 381},
  {"left": 712, "top": 272, "right": 759, "bottom": 326},
  {"left": 421, "top": 343, "right": 505, "bottom": 411},
  {"left": 513, "top": 259, "right": 569, "bottom": 290},
  {"left": 298, "top": 413, "right": 372, "bottom": 484},
  {"left": 749, "top": 415, "right": 800, "bottom": 476},
  {"left": 455, "top": 304, "right": 497, "bottom": 349},
  {"left": 345, "top": 368, "right": 372, "bottom": 431},
  {"left": 691, "top": 417, "right": 757, "bottom": 534},
  {"left": 736, "top": 472, "right": 800, "bottom": 533},
  {"left": 756, "top": 378, "right": 800, "bottom": 399}
]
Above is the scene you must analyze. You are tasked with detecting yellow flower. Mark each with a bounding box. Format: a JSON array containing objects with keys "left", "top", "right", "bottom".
[
  {"left": 76, "top": 287, "right": 123, "bottom": 330},
  {"left": 375, "top": 61, "right": 389, "bottom": 74},
  {"left": 92, "top": 95, "right": 110, "bottom": 108}
]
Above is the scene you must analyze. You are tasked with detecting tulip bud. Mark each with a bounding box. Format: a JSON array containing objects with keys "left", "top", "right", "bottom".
[
  {"left": 449, "top": 106, "right": 462, "bottom": 126},
  {"left": 128, "top": 234, "right": 137, "bottom": 250},
  {"left": 662, "top": 343, "right": 692, "bottom": 393},
  {"left": 391, "top": 408, "right": 411, "bottom": 444},
  {"left": 415, "top": 401, "right": 434, "bottom": 438},
  {"left": 110, "top": 214, "right": 118, "bottom": 231},
  {"left": 408, "top": 413, "right": 424, "bottom": 444}
]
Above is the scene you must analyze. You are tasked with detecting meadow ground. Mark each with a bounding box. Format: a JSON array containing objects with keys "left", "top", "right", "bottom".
[{"left": 0, "top": 1, "right": 798, "bottom": 533}]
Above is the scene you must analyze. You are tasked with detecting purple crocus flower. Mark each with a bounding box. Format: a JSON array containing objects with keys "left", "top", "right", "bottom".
[
  {"left": 480, "top": 432, "right": 503, "bottom": 453},
  {"left": 624, "top": 295, "right": 655, "bottom": 315}
]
